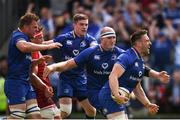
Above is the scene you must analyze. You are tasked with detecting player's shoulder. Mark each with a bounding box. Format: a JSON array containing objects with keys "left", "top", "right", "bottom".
[
  {"left": 86, "top": 33, "right": 96, "bottom": 41},
  {"left": 114, "top": 46, "right": 125, "bottom": 53},
  {"left": 117, "top": 48, "right": 132, "bottom": 61},
  {"left": 56, "top": 31, "right": 73, "bottom": 39},
  {"left": 85, "top": 45, "right": 99, "bottom": 52},
  {"left": 124, "top": 48, "right": 139, "bottom": 63},
  {"left": 12, "top": 29, "right": 27, "bottom": 38}
]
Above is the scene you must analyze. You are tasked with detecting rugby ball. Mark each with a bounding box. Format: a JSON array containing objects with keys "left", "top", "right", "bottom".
[{"left": 111, "top": 87, "right": 130, "bottom": 104}]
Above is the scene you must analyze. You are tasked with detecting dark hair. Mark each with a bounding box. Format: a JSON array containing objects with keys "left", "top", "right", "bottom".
[
  {"left": 130, "top": 29, "right": 148, "bottom": 46},
  {"left": 73, "top": 13, "right": 88, "bottom": 23},
  {"left": 18, "top": 13, "right": 39, "bottom": 28}
]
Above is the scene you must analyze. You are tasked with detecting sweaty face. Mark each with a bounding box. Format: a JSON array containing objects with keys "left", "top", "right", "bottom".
[
  {"left": 140, "top": 34, "right": 151, "bottom": 56},
  {"left": 27, "top": 20, "right": 39, "bottom": 38},
  {"left": 73, "top": 19, "right": 88, "bottom": 37},
  {"left": 101, "top": 36, "right": 116, "bottom": 50}
]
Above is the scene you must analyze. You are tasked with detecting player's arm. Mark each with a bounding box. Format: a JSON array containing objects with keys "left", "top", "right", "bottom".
[
  {"left": 16, "top": 40, "right": 62, "bottom": 53},
  {"left": 30, "top": 62, "right": 54, "bottom": 97},
  {"left": 43, "top": 58, "right": 77, "bottom": 78},
  {"left": 133, "top": 82, "right": 159, "bottom": 114},
  {"left": 30, "top": 63, "right": 47, "bottom": 90},
  {"left": 42, "top": 40, "right": 54, "bottom": 44},
  {"left": 144, "top": 66, "right": 170, "bottom": 83},
  {"left": 109, "top": 63, "right": 129, "bottom": 102}
]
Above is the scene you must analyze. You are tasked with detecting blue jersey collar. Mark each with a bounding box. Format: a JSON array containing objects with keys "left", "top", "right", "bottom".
[{"left": 132, "top": 47, "right": 141, "bottom": 59}]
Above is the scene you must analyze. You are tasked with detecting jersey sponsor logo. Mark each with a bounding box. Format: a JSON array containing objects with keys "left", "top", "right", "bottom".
[
  {"left": 94, "top": 70, "right": 111, "bottom": 75},
  {"left": 111, "top": 54, "right": 117, "bottom": 60},
  {"left": 80, "top": 41, "right": 86, "bottom": 47},
  {"left": 129, "top": 76, "right": 141, "bottom": 81},
  {"left": 94, "top": 55, "right": 100, "bottom": 60},
  {"left": 102, "top": 63, "right": 108, "bottom": 69},
  {"left": 66, "top": 40, "right": 72, "bottom": 45},
  {"left": 73, "top": 50, "right": 79, "bottom": 56}
]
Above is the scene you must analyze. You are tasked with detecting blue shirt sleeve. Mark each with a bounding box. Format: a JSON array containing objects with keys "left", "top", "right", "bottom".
[
  {"left": 14, "top": 33, "right": 28, "bottom": 45},
  {"left": 74, "top": 47, "right": 93, "bottom": 67},
  {"left": 53, "top": 34, "right": 66, "bottom": 43},
  {"left": 116, "top": 53, "right": 130, "bottom": 70}
]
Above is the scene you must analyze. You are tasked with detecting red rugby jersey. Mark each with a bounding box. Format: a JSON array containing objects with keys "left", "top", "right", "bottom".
[{"left": 32, "top": 51, "right": 54, "bottom": 108}]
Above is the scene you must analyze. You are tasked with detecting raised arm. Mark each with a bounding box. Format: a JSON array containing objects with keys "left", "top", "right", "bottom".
[
  {"left": 145, "top": 66, "right": 170, "bottom": 83},
  {"left": 30, "top": 61, "right": 54, "bottom": 98},
  {"left": 43, "top": 58, "right": 77, "bottom": 78},
  {"left": 16, "top": 40, "right": 62, "bottom": 53}
]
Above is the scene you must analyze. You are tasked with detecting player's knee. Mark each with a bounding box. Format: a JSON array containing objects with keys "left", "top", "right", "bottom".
[
  {"left": 9, "top": 109, "right": 26, "bottom": 119},
  {"left": 86, "top": 106, "right": 96, "bottom": 117},
  {"left": 40, "top": 106, "right": 60, "bottom": 119},
  {"left": 26, "top": 104, "right": 41, "bottom": 118},
  {"left": 60, "top": 104, "right": 72, "bottom": 118}
]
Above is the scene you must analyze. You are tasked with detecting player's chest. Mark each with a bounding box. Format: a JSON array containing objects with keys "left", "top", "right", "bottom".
[
  {"left": 63, "top": 39, "right": 89, "bottom": 50},
  {"left": 89, "top": 53, "right": 118, "bottom": 70},
  {"left": 129, "top": 60, "right": 145, "bottom": 79}
]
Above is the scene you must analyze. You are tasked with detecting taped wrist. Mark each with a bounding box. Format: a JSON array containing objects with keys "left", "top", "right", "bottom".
[{"left": 144, "top": 66, "right": 151, "bottom": 77}]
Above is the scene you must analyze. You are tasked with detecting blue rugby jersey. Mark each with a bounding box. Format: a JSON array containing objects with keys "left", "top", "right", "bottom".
[
  {"left": 7, "top": 29, "right": 32, "bottom": 81},
  {"left": 103, "top": 48, "right": 145, "bottom": 93},
  {"left": 74, "top": 45, "right": 125, "bottom": 90},
  {"left": 53, "top": 31, "right": 97, "bottom": 79}
]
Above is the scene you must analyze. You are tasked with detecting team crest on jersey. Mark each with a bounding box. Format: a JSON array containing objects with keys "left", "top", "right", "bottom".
[
  {"left": 139, "top": 71, "right": 142, "bottom": 77},
  {"left": 73, "top": 49, "right": 79, "bottom": 56},
  {"left": 135, "top": 62, "right": 139, "bottom": 67},
  {"left": 80, "top": 41, "right": 86, "bottom": 47},
  {"left": 111, "top": 54, "right": 117, "bottom": 60},
  {"left": 94, "top": 55, "right": 100, "bottom": 60},
  {"left": 102, "top": 63, "right": 108, "bottom": 69},
  {"left": 66, "top": 40, "right": 72, "bottom": 45}
]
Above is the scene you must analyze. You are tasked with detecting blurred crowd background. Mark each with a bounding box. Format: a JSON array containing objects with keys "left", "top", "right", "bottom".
[{"left": 0, "top": 0, "right": 180, "bottom": 118}]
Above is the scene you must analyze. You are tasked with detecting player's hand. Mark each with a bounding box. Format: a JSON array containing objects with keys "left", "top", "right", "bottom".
[
  {"left": 42, "top": 55, "right": 53, "bottom": 62},
  {"left": 112, "top": 94, "right": 129, "bottom": 104},
  {"left": 43, "top": 65, "right": 55, "bottom": 79},
  {"left": 48, "top": 42, "right": 62, "bottom": 49},
  {"left": 44, "top": 86, "right": 54, "bottom": 98},
  {"left": 158, "top": 71, "right": 170, "bottom": 83},
  {"left": 32, "top": 57, "right": 45, "bottom": 65},
  {"left": 145, "top": 103, "right": 159, "bottom": 114}
]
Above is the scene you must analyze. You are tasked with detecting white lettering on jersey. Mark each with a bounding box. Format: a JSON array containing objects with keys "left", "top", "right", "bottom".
[
  {"left": 130, "top": 76, "right": 141, "bottom": 81},
  {"left": 93, "top": 70, "right": 111, "bottom": 75}
]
